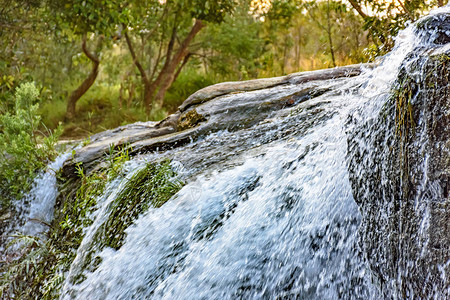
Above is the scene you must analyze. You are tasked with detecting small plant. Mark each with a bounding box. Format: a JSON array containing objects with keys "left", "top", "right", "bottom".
[
  {"left": 106, "top": 144, "right": 130, "bottom": 181},
  {"left": 0, "top": 234, "right": 59, "bottom": 299},
  {"left": 82, "top": 136, "right": 91, "bottom": 146}
]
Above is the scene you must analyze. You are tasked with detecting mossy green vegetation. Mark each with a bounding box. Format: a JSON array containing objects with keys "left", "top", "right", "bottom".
[
  {"left": 0, "top": 152, "right": 183, "bottom": 299},
  {"left": 391, "top": 53, "right": 450, "bottom": 140},
  {"left": 392, "top": 75, "right": 416, "bottom": 139},
  {"left": 97, "top": 159, "right": 184, "bottom": 250},
  {"left": 388, "top": 65, "right": 419, "bottom": 185},
  {"left": 388, "top": 52, "right": 450, "bottom": 186},
  {"left": 178, "top": 109, "right": 207, "bottom": 131},
  {"left": 69, "top": 159, "right": 184, "bottom": 286}
]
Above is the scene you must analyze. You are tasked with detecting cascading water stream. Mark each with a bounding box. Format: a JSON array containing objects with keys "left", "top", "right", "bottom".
[
  {"left": 58, "top": 19, "right": 424, "bottom": 298},
  {"left": 0, "top": 151, "right": 73, "bottom": 260},
  {"left": 19, "top": 152, "right": 74, "bottom": 237},
  {"left": 4, "top": 7, "right": 449, "bottom": 299}
]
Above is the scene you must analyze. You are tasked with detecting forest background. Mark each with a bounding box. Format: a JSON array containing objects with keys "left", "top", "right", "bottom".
[{"left": 0, "top": 0, "right": 447, "bottom": 138}]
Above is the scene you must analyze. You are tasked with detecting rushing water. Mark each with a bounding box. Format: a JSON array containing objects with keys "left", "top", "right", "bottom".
[
  {"left": 0, "top": 151, "right": 73, "bottom": 263},
  {"left": 58, "top": 13, "right": 425, "bottom": 300},
  {"left": 60, "top": 26, "right": 417, "bottom": 299},
  {"left": 5, "top": 8, "right": 449, "bottom": 299},
  {"left": 13, "top": 152, "right": 71, "bottom": 234},
  {"left": 19, "top": 152, "right": 74, "bottom": 237}
]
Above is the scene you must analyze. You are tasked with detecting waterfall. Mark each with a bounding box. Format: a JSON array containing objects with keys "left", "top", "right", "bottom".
[
  {"left": 0, "top": 151, "right": 72, "bottom": 260},
  {"left": 59, "top": 22, "right": 418, "bottom": 298},
  {"left": 66, "top": 111, "right": 373, "bottom": 299},
  {"left": 3, "top": 7, "right": 449, "bottom": 299},
  {"left": 19, "top": 152, "right": 74, "bottom": 237}
]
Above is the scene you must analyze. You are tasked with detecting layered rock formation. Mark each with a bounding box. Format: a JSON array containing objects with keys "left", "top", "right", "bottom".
[
  {"left": 62, "top": 64, "right": 370, "bottom": 179},
  {"left": 347, "top": 12, "right": 450, "bottom": 299}
]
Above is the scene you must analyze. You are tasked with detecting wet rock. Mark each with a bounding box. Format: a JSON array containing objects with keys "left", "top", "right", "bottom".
[
  {"left": 415, "top": 13, "right": 450, "bottom": 45},
  {"left": 62, "top": 64, "right": 371, "bottom": 179},
  {"left": 61, "top": 121, "right": 177, "bottom": 178},
  {"left": 179, "top": 64, "right": 373, "bottom": 112},
  {"left": 347, "top": 14, "right": 450, "bottom": 299}
]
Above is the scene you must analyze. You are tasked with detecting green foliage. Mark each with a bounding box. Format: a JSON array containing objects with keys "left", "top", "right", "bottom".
[
  {"left": 357, "top": 0, "right": 441, "bottom": 52},
  {"left": 0, "top": 74, "right": 16, "bottom": 115},
  {"left": 199, "top": 6, "right": 265, "bottom": 80},
  {"left": 266, "top": 0, "right": 300, "bottom": 27},
  {"left": 48, "top": 0, "right": 129, "bottom": 36},
  {"left": 0, "top": 149, "right": 184, "bottom": 299},
  {"left": 59, "top": 158, "right": 183, "bottom": 287},
  {"left": 0, "top": 83, "right": 62, "bottom": 209},
  {"left": 41, "top": 84, "right": 155, "bottom": 138},
  {"left": 392, "top": 76, "right": 416, "bottom": 139},
  {"left": 190, "top": 0, "right": 236, "bottom": 23},
  {"left": 2, "top": 0, "right": 441, "bottom": 143},
  {"left": 0, "top": 234, "right": 60, "bottom": 299},
  {"left": 165, "top": 68, "right": 215, "bottom": 110}
]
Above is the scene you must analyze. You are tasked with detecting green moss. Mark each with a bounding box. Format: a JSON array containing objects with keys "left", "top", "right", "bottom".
[
  {"left": 391, "top": 72, "right": 417, "bottom": 140},
  {"left": 96, "top": 159, "right": 184, "bottom": 250},
  {"left": 387, "top": 66, "right": 420, "bottom": 185},
  {"left": 392, "top": 53, "right": 450, "bottom": 140},
  {"left": 66, "top": 159, "right": 183, "bottom": 286},
  {"left": 178, "top": 109, "right": 206, "bottom": 131}
]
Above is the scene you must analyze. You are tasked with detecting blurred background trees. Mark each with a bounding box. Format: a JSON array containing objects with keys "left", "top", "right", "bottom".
[{"left": 0, "top": 0, "right": 447, "bottom": 138}]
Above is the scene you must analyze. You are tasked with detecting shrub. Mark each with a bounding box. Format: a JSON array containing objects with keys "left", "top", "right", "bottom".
[{"left": 0, "top": 82, "right": 62, "bottom": 210}]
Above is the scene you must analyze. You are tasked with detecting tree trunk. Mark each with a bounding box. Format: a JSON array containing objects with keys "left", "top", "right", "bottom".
[
  {"left": 124, "top": 31, "right": 152, "bottom": 114},
  {"left": 144, "top": 23, "right": 179, "bottom": 111},
  {"left": 143, "top": 82, "right": 153, "bottom": 115},
  {"left": 326, "top": 0, "right": 336, "bottom": 67},
  {"left": 152, "top": 20, "right": 205, "bottom": 109},
  {"left": 154, "top": 52, "right": 192, "bottom": 108},
  {"left": 127, "top": 81, "right": 135, "bottom": 108},
  {"left": 124, "top": 19, "right": 204, "bottom": 115},
  {"left": 66, "top": 34, "right": 103, "bottom": 120},
  {"left": 119, "top": 83, "right": 124, "bottom": 109}
]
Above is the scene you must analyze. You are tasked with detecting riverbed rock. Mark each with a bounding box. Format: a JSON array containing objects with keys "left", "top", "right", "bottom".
[
  {"left": 347, "top": 13, "right": 450, "bottom": 299},
  {"left": 62, "top": 64, "right": 372, "bottom": 178},
  {"left": 178, "top": 64, "right": 371, "bottom": 111},
  {"left": 61, "top": 120, "right": 177, "bottom": 178}
]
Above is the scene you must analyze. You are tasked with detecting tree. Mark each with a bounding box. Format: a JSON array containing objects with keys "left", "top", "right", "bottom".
[
  {"left": 123, "top": 0, "right": 235, "bottom": 115},
  {"left": 259, "top": 0, "right": 301, "bottom": 75},
  {"left": 47, "top": 0, "right": 129, "bottom": 119},
  {"left": 346, "top": 0, "right": 448, "bottom": 53},
  {"left": 305, "top": 0, "right": 351, "bottom": 67},
  {"left": 196, "top": 3, "right": 266, "bottom": 81},
  {"left": 0, "top": 0, "right": 44, "bottom": 110},
  {"left": 65, "top": 34, "right": 104, "bottom": 120}
]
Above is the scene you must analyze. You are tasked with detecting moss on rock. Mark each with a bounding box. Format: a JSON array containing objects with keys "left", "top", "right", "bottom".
[
  {"left": 177, "top": 109, "right": 206, "bottom": 131},
  {"left": 95, "top": 159, "right": 184, "bottom": 250}
]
